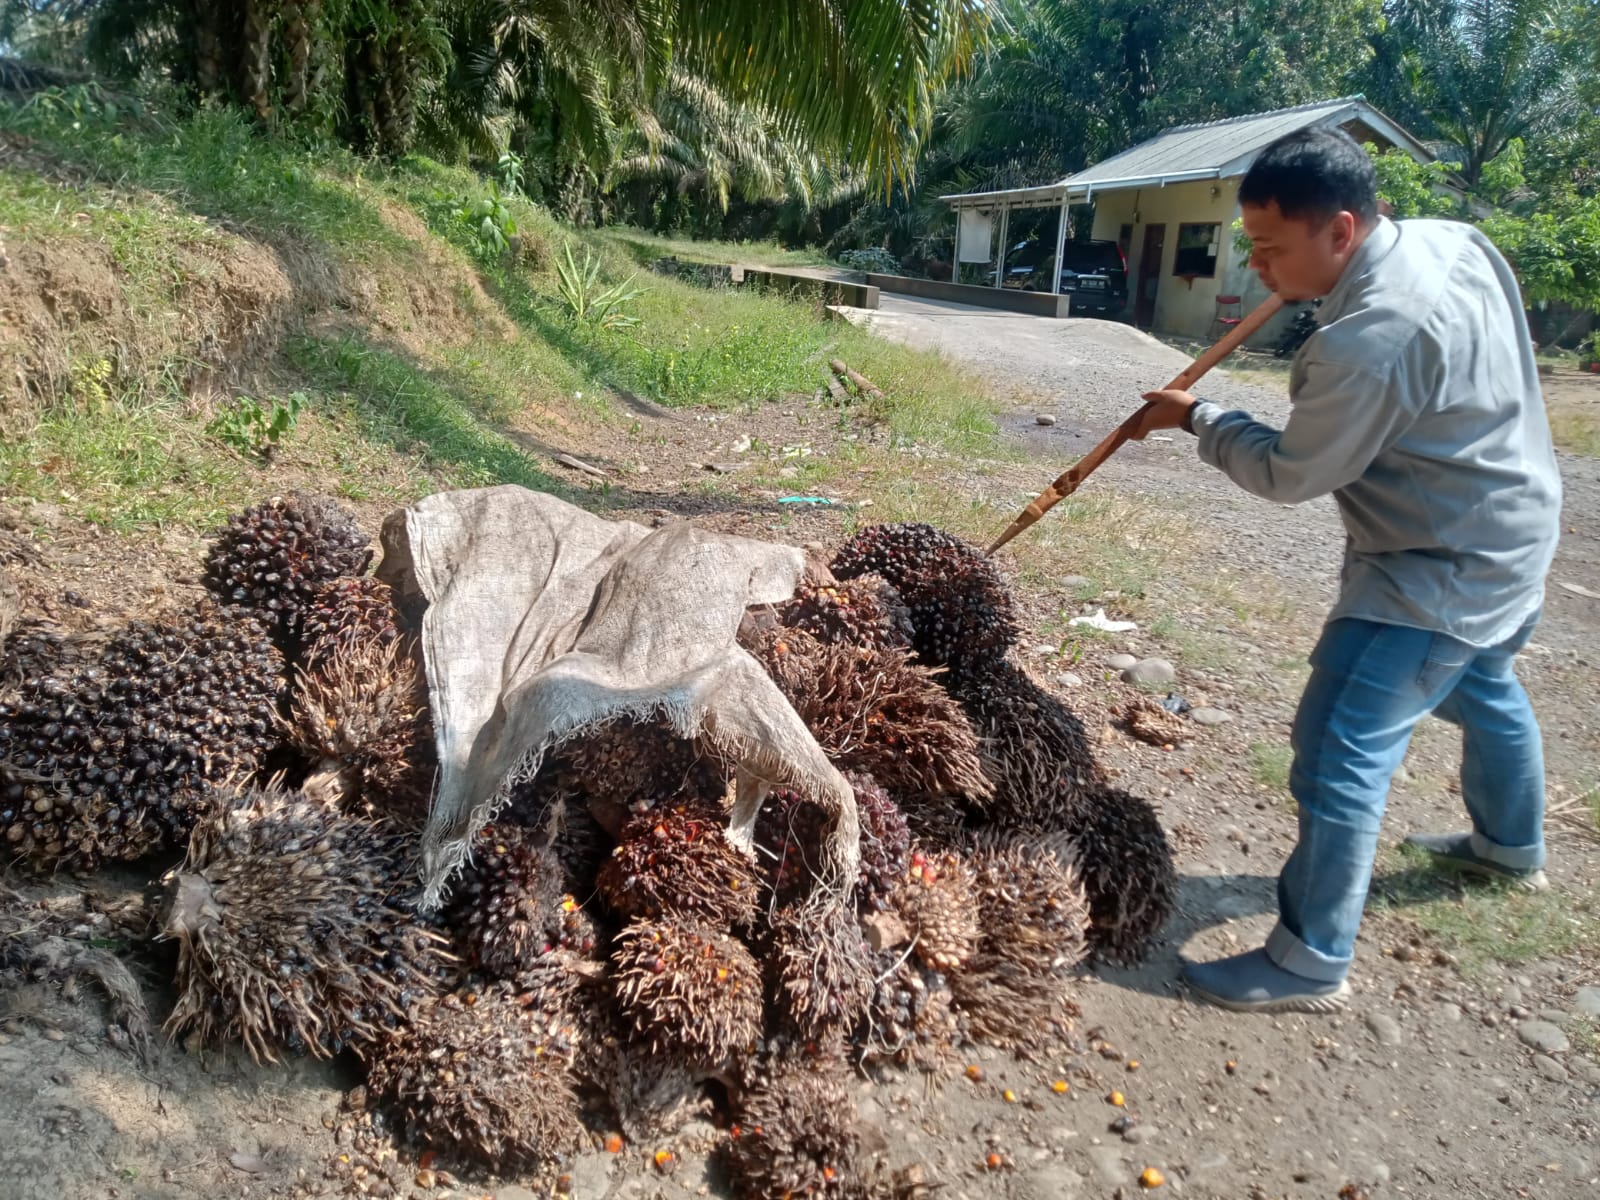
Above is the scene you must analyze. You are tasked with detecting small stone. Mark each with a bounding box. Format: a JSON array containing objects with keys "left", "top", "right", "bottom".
[
  {"left": 1574, "top": 987, "right": 1600, "bottom": 1018},
  {"left": 1123, "top": 658, "right": 1176, "bottom": 686},
  {"left": 1516, "top": 1020, "right": 1570, "bottom": 1055},
  {"left": 1190, "top": 707, "right": 1233, "bottom": 726},
  {"left": 1436, "top": 1002, "right": 1463, "bottom": 1023},
  {"left": 778, "top": 466, "right": 800, "bottom": 479},
  {"left": 1393, "top": 763, "right": 1412, "bottom": 786},
  {"left": 1062, "top": 575, "right": 1093, "bottom": 590},
  {"left": 862, "top": 911, "right": 911, "bottom": 952},
  {"left": 1365, "top": 1013, "right": 1403, "bottom": 1046},
  {"left": 704, "top": 461, "right": 744, "bottom": 475},
  {"left": 1536, "top": 1009, "right": 1570, "bottom": 1025},
  {"left": 1532, "top": 1055, "right": 1569, "bottom": 1082},
  {"left": 1503, "top": 985, "right": 1525, "bottom": 1007},
  {"left": 1509, "top": 1005, "right": 1532, "bottom": 1020},
  {"left": 1575, "top": 1061, "right": 1600, "bottom": 1085},
  {"left": 1122, "top": 1124, "right": 1157, "bottom": 1146},
  {"left": 1107, "top": 653, "right": 1139, "bottom": 671},
  {"left": 1036, "top": 414, "right": 1058, "bottom": 426},
  {"left": 1058, "top": 672, "right": 1084, "bottom": 689},
  {"left": 731, "top": 434, "right": 752, "bottom": 453}
]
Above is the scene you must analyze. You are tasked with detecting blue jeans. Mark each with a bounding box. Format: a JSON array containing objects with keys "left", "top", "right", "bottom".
[{"left": 1265, "top": 613, "right": 1546, "bottom": 983}]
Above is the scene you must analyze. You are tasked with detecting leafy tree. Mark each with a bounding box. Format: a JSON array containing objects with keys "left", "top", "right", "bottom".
[
  {"left": 1358, "top": 0, "right": 1587, "bottom": 186},
  {"left": 4, "top": 0, "right": 991, "bottom": 186}
]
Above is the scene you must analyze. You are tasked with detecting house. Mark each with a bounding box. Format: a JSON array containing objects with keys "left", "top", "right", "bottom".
[{"left": 940, "top": 96, "right": 1438, "bottom": 340}]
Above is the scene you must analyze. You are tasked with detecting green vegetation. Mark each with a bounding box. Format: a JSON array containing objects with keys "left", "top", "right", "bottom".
[
  {"left": 0, "top": 92, "right": 995, "bottom": 534},
  {"left": 1248, "top": 741, "right": 1295, "bottom": 793},
  {"left": 1370, "top": 844, "right": 1600, "bottom": 975}
]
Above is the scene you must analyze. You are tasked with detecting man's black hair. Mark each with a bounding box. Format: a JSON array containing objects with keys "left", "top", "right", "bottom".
[{"left": 1239, "top": 126, "right": 1379, "bottom": 225}]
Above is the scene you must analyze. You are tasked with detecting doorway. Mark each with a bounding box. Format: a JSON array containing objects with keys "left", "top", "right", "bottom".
[{"left": 1135, "top": 223, "right": 1166, "bottom": 328}]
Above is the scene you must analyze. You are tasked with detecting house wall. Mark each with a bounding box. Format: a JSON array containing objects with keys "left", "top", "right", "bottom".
[
  {"left": 1086, "top": 179, "right": 1298, "bottom": 347},
  {"left": 1089, "top": 178, "right": 1245, "bottom": 338}
]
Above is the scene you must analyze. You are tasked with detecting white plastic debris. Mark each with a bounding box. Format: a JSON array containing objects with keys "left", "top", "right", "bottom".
[{"left": 1068, "top": 608, "right": 1138, "bottom": 633}]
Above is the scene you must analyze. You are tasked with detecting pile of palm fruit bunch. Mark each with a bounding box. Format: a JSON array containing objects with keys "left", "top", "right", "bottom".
[{"left": 1, "top": 499, "right": 1174, "bottom": 1196}]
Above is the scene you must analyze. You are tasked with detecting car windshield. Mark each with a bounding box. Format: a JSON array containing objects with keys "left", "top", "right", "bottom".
[{"left": 1062, "top": 242, "right": 1122, "bottom": 274}]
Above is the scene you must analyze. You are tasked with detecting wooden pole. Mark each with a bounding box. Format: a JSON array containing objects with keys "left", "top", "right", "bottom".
[
  {"left": 986, "top": 293, "right": 1285, "bottom": 555},
  {"left": 829, "top": 359, "right": 884, "bottom": 400}
]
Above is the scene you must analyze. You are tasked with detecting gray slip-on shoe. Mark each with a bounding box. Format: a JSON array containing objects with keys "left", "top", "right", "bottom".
[
  {"left": 1183, "top": 948, "right": 1351, "bottom": 1014},
  {"left": 1403, "top": 832, "right": 1549, "bottom": 892}
]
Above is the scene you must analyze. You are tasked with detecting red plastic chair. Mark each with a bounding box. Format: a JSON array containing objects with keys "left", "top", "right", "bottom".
[{"left": 1211, "top": 294, "right": 1244, "bottom": 340}]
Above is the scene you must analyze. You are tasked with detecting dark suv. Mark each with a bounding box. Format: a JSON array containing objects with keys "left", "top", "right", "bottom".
[
  {"left": 1003, "top": 238, "right": 1128, "bottom": 316},
  {"left": 1056, "top": 240, "right": 1128, "bottom": 316}
]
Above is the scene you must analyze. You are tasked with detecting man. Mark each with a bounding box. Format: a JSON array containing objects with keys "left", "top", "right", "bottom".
[{"left": 1132, "top": 126, "right": 1562, "bottom": 1013}]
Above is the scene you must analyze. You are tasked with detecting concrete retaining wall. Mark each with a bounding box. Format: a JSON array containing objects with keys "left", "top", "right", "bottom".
[
  {"left": 734, "top": 267, "right": 879, "bottom": 310},
  {"left": 864, "top": 273, "right": 1072, "bottom": 317}
]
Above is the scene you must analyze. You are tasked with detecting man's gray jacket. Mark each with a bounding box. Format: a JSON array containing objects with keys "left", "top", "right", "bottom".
[{"left": 1190, "top": 217, "right": 1562, "bottom": 647}]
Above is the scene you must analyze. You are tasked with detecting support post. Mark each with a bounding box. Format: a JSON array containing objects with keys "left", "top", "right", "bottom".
[
  {"left": 1050, "top": 194, "right": 1069, "bottom": 294},
  {"left": 992, "top": 206, "right": 1010, "bottom": 289}
]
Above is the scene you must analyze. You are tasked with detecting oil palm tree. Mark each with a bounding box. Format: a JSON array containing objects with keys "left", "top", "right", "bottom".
[{"left": 1363, "top": 0, "right": 1585, "bottom": 185}]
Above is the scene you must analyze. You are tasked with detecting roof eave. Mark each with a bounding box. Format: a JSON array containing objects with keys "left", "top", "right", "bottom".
[
  {"left": 1064, "top": 166, "right": 1225, "bottom": 197},
  {"left": 940, "top": 183, "right": 1070, "bottom": 208}
]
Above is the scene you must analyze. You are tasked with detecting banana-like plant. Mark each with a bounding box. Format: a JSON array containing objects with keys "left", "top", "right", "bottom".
[{"left": 555, "top": 243, "right": 644, "bottom": 330}]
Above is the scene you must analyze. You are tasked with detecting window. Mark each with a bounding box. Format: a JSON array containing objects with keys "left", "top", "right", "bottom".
[{"left": 1173, "top": 222, "right": 1220, "bottom": 277}]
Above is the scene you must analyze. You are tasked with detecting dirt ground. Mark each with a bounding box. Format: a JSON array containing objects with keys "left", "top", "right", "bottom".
[{"left": 3, "top": 295, "right": 1599, "bottom": 1200}]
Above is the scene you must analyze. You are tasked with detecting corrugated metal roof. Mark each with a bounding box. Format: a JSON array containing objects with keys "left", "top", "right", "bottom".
[
  {"left": 1066, "top": 96, "right": 1365, "bottom": 189},
  {"left": 944, "top": 96, "right": 1431, "bottom": 207}
]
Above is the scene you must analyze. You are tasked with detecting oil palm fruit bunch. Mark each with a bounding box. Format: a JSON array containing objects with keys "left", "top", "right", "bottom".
[
  {"left": 162, "top": 786, "right": 451, "bottom": 1062},
  {"left": 949, "top": 659, "right": 1101, "bottom": 829},
  {"left": 723, "top": 1042, "right": 864, "bottom": 1199},
  {"left": 950, "top": 831, "right": 1091, "bottom": 1049},
  {"left": 746, "top": 626, "right": 992, "bottom": 805},
  {"left": 1119, "top": 695, "right": 1190, "bottom": 747},
  {"left": 556, "top": 715, "right": 727, "bottom": 826},
  {"left": 1069, "top": 787, "right": 1176, "bottom": 965},
  {"left": 831, "top": 523, "right": 1018, "bottom": 674},
  {"left": 447, "top": 823, "right": 596, "bottom": 983},
  {"left": 201, "top": 494, "right": 372, "bottom": 655},
  {"left": 287, "top": 629, "right": 434, "bottom": 825},
  {"left": 769, "top": 897, "right": 873, "bottom": 1041},
  {"left": 860, "top": 947, "right": 960, "bottom": 1069},
  {"left": 755, "top": 773, "right": 909, "bottom": 911},
  {"left": 597, "top": 803, "right": 759, "bottom": 929},
  {"left": 887, "top": 848, "right": 979, "bottom": 972},
  {"left": 298, "top": 577, "right": 405, "bottom": 674},
  {"left": 0, "top": 601, "right": 286, "bottom": 873},
  {"left": 366, "top": 984, "right": 583, "bottom": 1171},
  {"left": 776, "top": 575, "right": 913, "bottom": 651},
  {"left": 612, "top": 916, "right": 763, "bottom": 1067},
  {"left": 576, "top": 1006, "right": 713, "bottom": 1142}
]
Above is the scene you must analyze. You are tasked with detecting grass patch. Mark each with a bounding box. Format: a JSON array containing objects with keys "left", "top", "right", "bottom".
[
  {"left": 590, "top": 227, "right": 835, "bottom": 271},
  {"left": 1369, "top": 844, "right": 1600, "bottom": 975},
  {"left": 1149, "top": 612, "right": 1242, "bottom": 671},
  {"left": 286, "top": 335, "right": 574, "bottom": 500},
  {"left": 1570, "top": 1015, "right": 1600, "bottom": 1059},
  {"left": 1247, "top": 741, "right": 1294, "bottom": 792},
  {"left": 0, "top": 94, "right": 407, "bottom": 257},
  {"left": 0, "top": 389, "right": 247, "bottom": 531},
  {"left": 1548, "top": 407, "right": 1600, "bottom": 457},
  {"left": 388, "top": 165, "right": 998, "bottom": 455}
]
